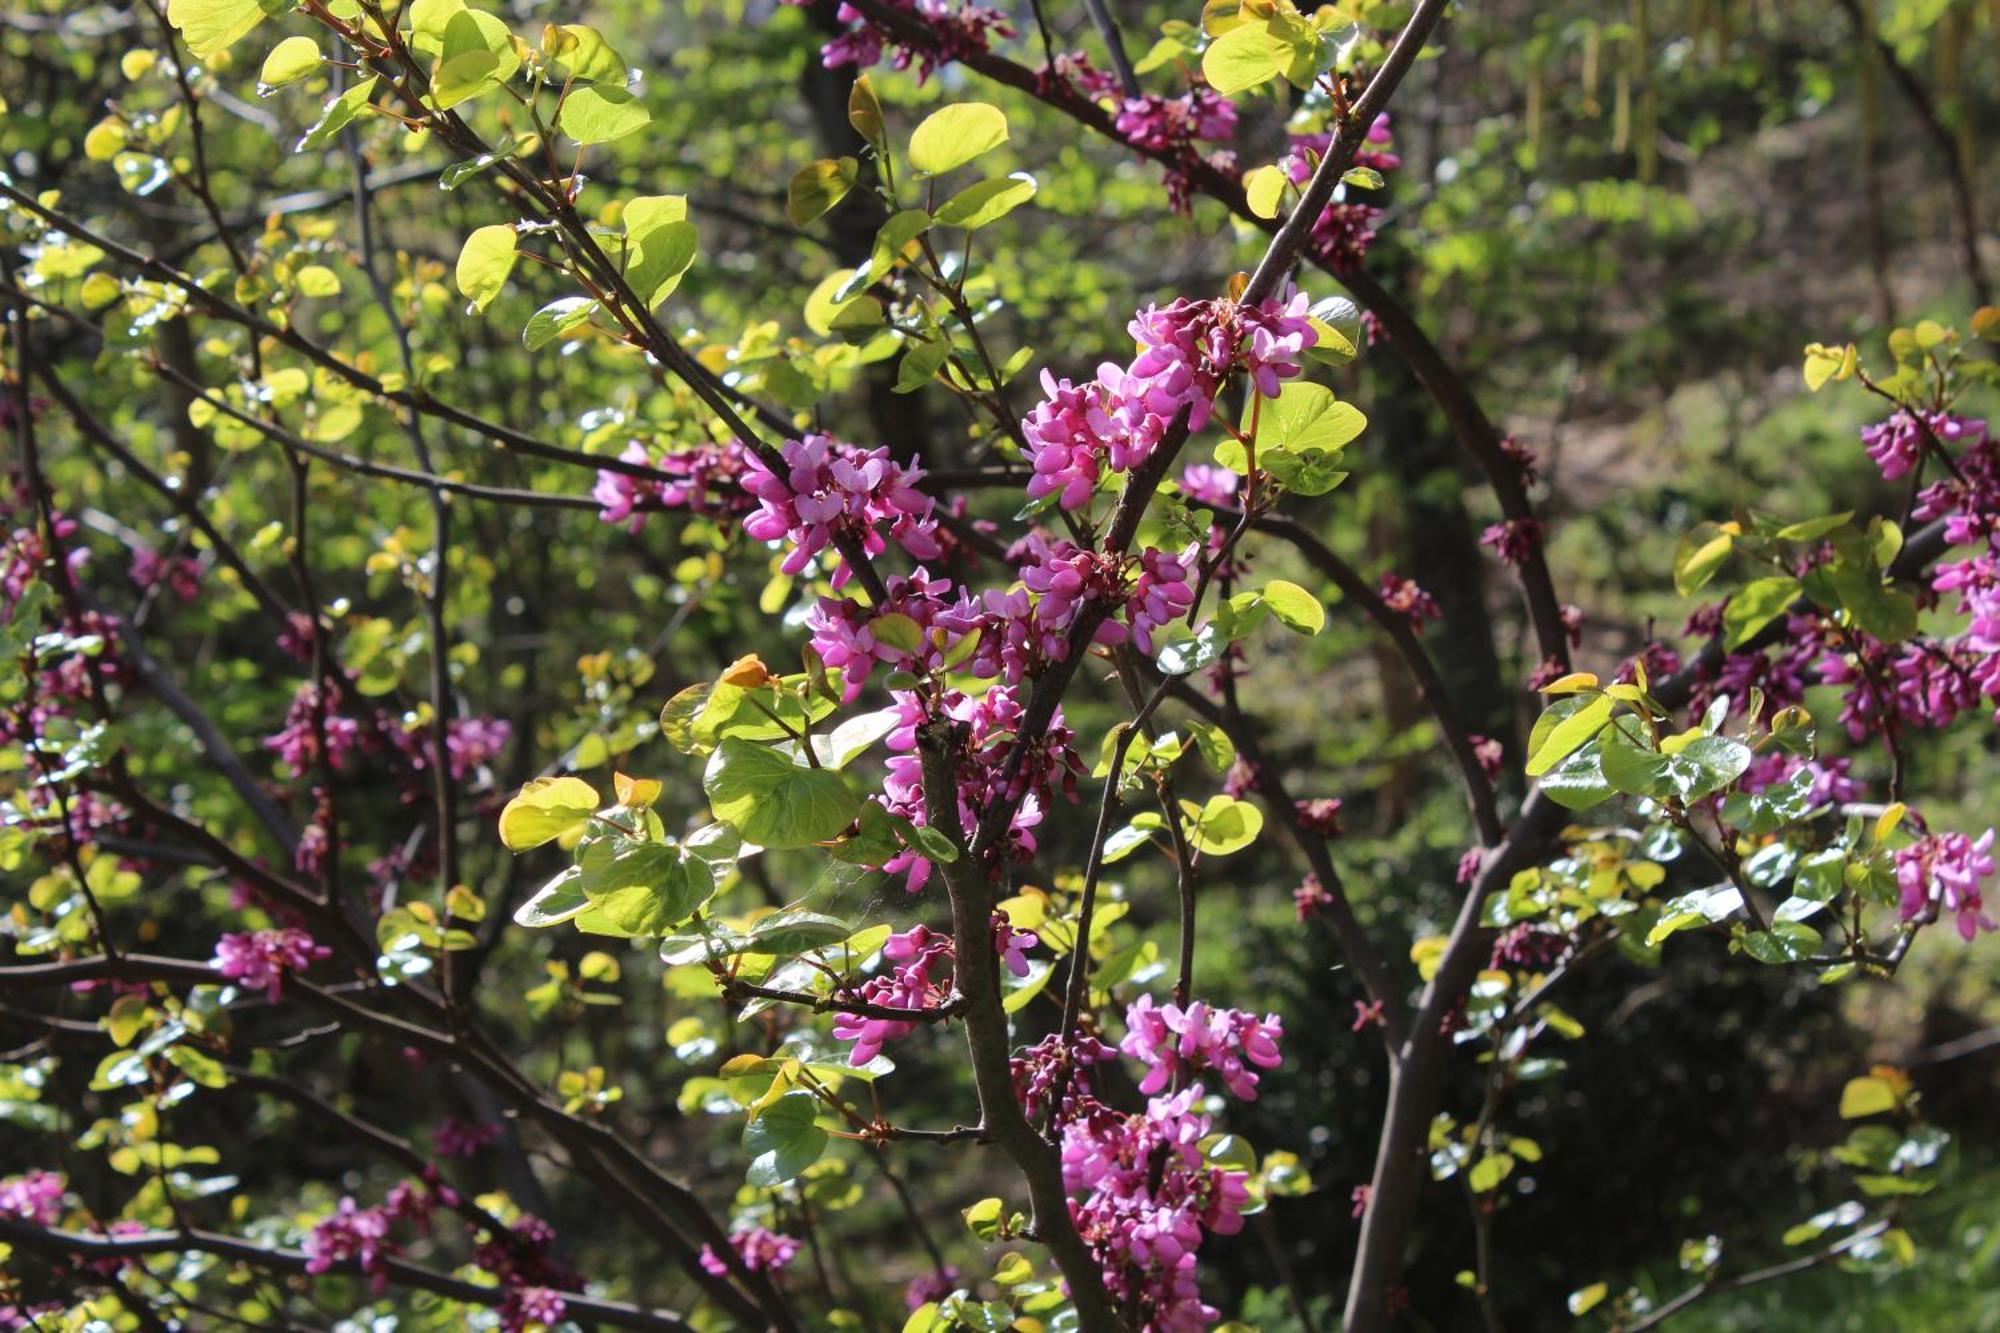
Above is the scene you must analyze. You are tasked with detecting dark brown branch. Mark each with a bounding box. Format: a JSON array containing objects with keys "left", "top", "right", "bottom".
[{"left": 0, "top": 1217, "right": 691, "bottom": 1331}]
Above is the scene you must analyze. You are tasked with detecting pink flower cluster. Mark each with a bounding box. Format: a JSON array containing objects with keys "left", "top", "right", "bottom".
[
  {"left": 1011, "top": 1030, "right": 1116, "bottom": 1122},
  {"left": 475, "top": 1213, "right": 582, "bottom": 1331},
  {"left": 212, "top": 927, "right": 329, "bottom": 1001},
  {"left": 593, "top": 439, "right": 753, "bottom": 533},
  {"left": 1480, "top": 517, "right": 1543, "bottom": 566},
  {"left": 130, "top": 546, "right": 200, "bottom": 600},
  {"left": 1860, "top": 410, "right": 1985, "bottom": 482},
  {"left": 265, "top": 683, "right": 361, "bottom": 774},
  {"left": 700, "top": 1225, "right": 801, "bottom": 1275},
  {"left": 742, "top": 434, "right": 941, "bottom": 589},
  {"left": 1119, "top": 994, "right": 1284, "bottom": 1100},
  {"left": 873, "top": 683, "right": 1082, "bottom": 892},
  {"left": 831, "top": 924, "right": 954, "bottom": 1065},
  {"left": 432, "top": 1116, "right": 502, "bottom": 1158},
  {"left": 1896, "top": 829, "right": 1999, "bottom": 941},
  {"left": 303, "top": 1195, "right": 397, "bottom": 1288},
  {"left": 1378, "top": 573, "right": 1441, "bottom": 627},
  {"left": 805, "top": 569, "right": 981, "bottom": 700},
  {"left": 1023, "top": 293, "right": 1317, "bottom": 512},
  {"left": 1114, "top": 88, "right": 1237, "bottom": 154},
  {"left": 1178, "top": 464, "right": 1239, "bottom": 507},
  {"left": 1060, "top": 1086, "right": 1253, "bottom": 1331},
  {"left": 0, "top": 1171, "right": 64, "bottom": 1225},
  {"left": 805, "top": 0, "right": 1013, "bottom": 81}
]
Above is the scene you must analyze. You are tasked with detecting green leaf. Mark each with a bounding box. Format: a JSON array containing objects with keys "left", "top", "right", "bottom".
[
  {"left": 258, "top": 36, "right": 320, "bottom": 90},
  {"left": 522, "top": 297, "right": 598, "bottom": 351},
  {"left": 703, "top": 739, "right": 860, "bottom": 848},
  {"left": 1599, "top": 722, "right": 1672, "bottom": 798},
  {"left": 622, "top": 194, "right": 689, "bottom": 241},
  {"left": 1183, "top": 794, "right": 1263, "bottom": 856},
  {"left": 962, "top": 1196, "right": 1004, "bottom": 1240},
  {"left": 746, "top": 912, "right": 857, "bottom": 956},
  {"left": 1723, "top": 576, "right": 1799, "bottom": 649},
  {"left": 545, "top": 24, "right": 626, "bottom": 84},
  {"left": 1774, "top": 513, "right": 1853, "bottom": 542},
  {"left": 1673, "top": 524, "right": 1735, "bottom": 596},
  {"left": 1002, "top": 959, "right": 1053, "bottom": 1013},
  {"left": 498, "top": 776, "right": 599, "bottom": 850},
  {"left": 1256, "top": 381, "right": 1367, "bottom": 454},
  {"left": 1741, "top": 921, "right": 1820, "bottom": 964},
  {"left": 165, "top": 1044, "right": 229, "bottom": 1088},
  {"left": 848, "top": 73, "right": 885, "bottom": 147},
  {"left": 1154, "top": 618, "right": 1230, "bottom": 675},
  {"left": 513, "top": 868, "right": 591, "bottom": 927},
  {"left": 907, "top": 103, "right": 1009, "bottom": 176},
  {"left": 1568, "top": 1283, "right": 1609, "bottom": 1316},
  {"left": 744, "top": 1091, "right": 829, "bottom": 1187},
  {"left": 624, "top": 219, "right": 698, "bottom": 308},
  {"left": 558, "top": 84, "right": 650, "bottom": 144},
  {"left": 455, "top": 224, "right": 517, "bottom": 314},
  {"left": 1341, "top": 166, "right": 1384, "bottom": 189},
  {"left": 1243, "top": 164, "right": 1287, "bottom": 219},
  {"left": 1839, "top": 1075, "right": 1899, "bottom": 1119},
  {"left": 808, "top": 708, "right": 902, "bottom": 769},
  {"left": 789, "top": 158, "right": 859, "bottom": 226},
  {"left": 169, "top": 0, "right": 284, "bottom": 59},
  {"left": 869, "top": 209, "right": 933, "bottom": 283},
  {"left": 576, "top": 836, "right": 714, "bottom": 937},
  {"left": 1673, "top": 735, "right": 1752, "bottom": 801},
  {"left": 1468, "top": 1152, "right": 1515, "bottom": 1193},
  {"left": 432, "top": 9, "right": 519, "bottom": 109},
  {"left": 1257, "top": 579, "right": 1324, "bottom": 635},
  {"left": 1794, "top": 849, "right": 1846, "bottom": 902},
  {"left": 1201, "top": 21, "right": 1281, "bottom": 95},
  {"left": 1540, "top": 742, "right": 1613, "bottom": 810},
  {"left": 934, "top": 173, "right": 1037, "bottom": 229},
  {"left": 1526, "top": 694, "right": 1613, "bottom": 778},
  {"left": 297, "top": 76, "right": 378, "bottom": 151}
]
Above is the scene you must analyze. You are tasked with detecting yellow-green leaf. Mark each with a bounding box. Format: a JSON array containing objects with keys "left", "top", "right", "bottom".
[
  {"left": 907, "top": 102, "right": 1008, "bottom": 176},
  {"left": 499, "top": 776, "right": 600, "bottom": 850},
  {"left": 789, "top": 158, "right": 859, "bottom": 227},
  {"left": 168, "top": 0, "right": 282, "bottom": 60},
  {"left": 258, "top": 35, "right": 320, "bottom": 90},
  {"left": 1201, "top": 21, "right": 1281, "bottom": 95},
  {"left": 558, "top": 84, "right": 650, "bottom": 144},
  {"left": 1838, "top": 1074, "right": 1898, "bottom": 1119},
  {"left": 1243, "top": 163, "right": 1286, "bottom": 219},
  {"left": 455, "top": 224, "right": 517, "bottom": 313}
]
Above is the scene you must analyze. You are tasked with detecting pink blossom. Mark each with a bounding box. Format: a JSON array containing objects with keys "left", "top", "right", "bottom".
[
  {"left": 1480, "top": 517, "right": 1543, "bottom": 566},
  {"left": 830, "top": 925, "right": 953, "bottom": 1065},
  {"left": 742, "top": 434, "right": 940, "bottom": 589},
  {"left": 431, "top": 1116, "right": 501, "bottom": 1158},
  {"left": 1119, "top": 995, "right": 1283, "bottom": 1100},
  {"left": 904, "top": 1267, "right": 962, "bottom": 1309},
  {"left": 1896, "top": 829, "right": 1999, "bottom": 940},
  {"left": 0, "top": 1171, "right": 64, "bottom": 1225},
  {"left": 212, "top": 928, "right": 330, "bottom": 1001},
  {"left": 593, "top": 439, "right": 753, "bottom": 533},
  {"left": 1378, "top": 573, "right": 1440, "bottom": 627},
  {"left": 303, "top": 1197, "right": 395, "bottom": 1288},
  {"left": 700, "top": 1226, "right": 801, "bottom": 1275},
  {"left": 1179, "top": 464, "right": 1239, "bottom": 506}
]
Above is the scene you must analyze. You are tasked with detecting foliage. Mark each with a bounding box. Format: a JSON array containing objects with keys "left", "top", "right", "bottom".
[{"left": 1, "top": 0, "right": 1998, "bottom": 1330}]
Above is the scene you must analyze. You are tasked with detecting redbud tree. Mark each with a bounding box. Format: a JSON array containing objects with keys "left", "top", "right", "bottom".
[{"left": 1, "top": 0, "right": 1996, "bottom": 1329}]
